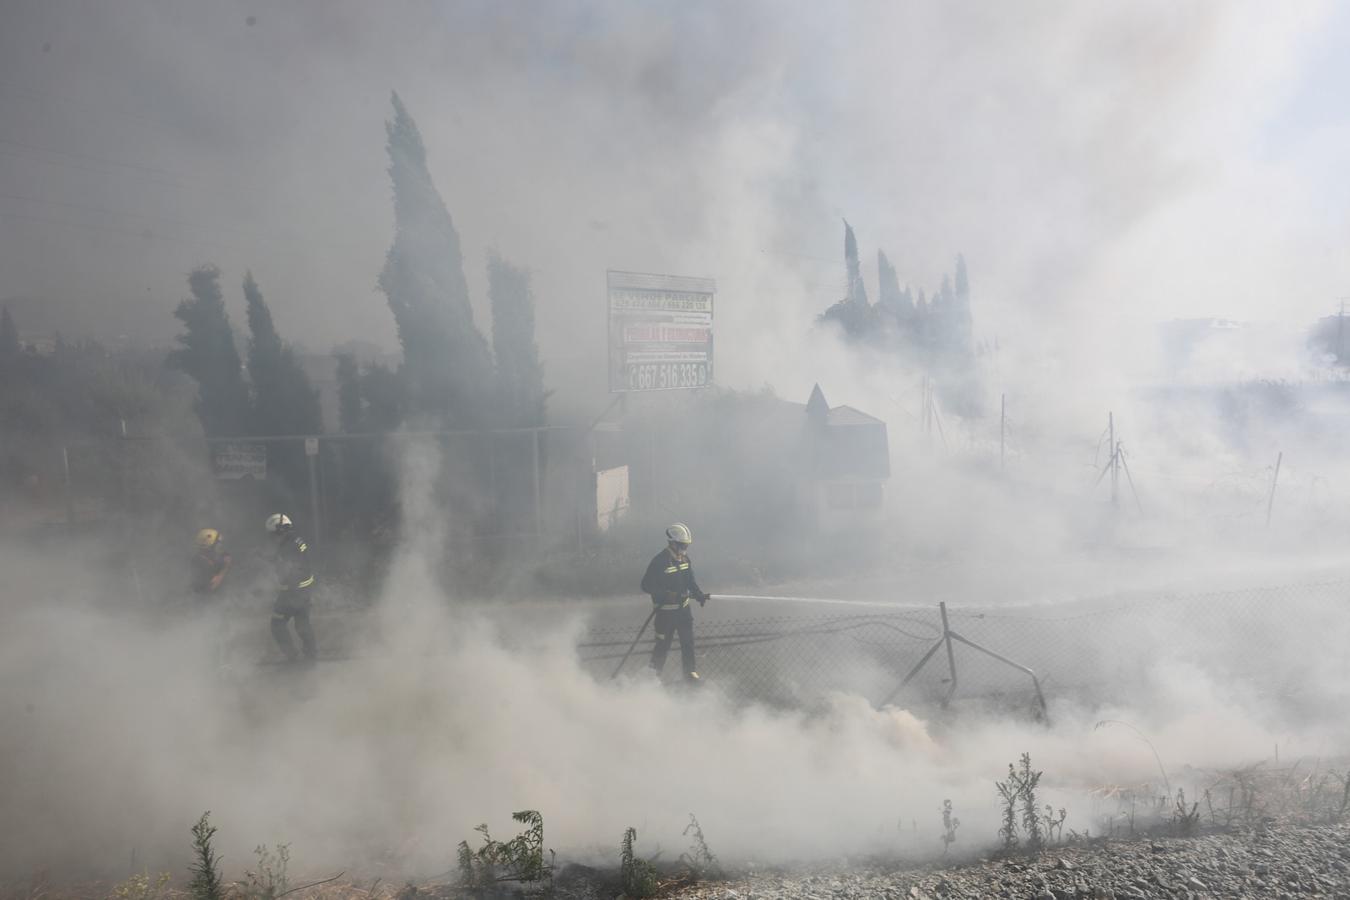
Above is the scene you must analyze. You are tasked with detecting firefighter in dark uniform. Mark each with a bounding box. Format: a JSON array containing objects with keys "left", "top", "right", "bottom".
[
  {"left": 641, "top": 522, "right": 711, "bottom": 682},
  {"left": 265, "top": 513, "right": 316, "bottom": 662},
  {"left": 191, "top": 528, "right": 232, "bottom": 595}
]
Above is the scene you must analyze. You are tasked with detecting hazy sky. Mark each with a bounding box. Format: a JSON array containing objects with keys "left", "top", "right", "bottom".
[{"left": 2, "top": 1, "right": 1348, "bottom": 403}]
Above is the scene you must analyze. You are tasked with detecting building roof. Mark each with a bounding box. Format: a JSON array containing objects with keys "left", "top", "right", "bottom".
[
  {"left": 827, "top": 404, "right": 884, "bottom": 427},
  {"left": 797, "top": 384, "right": 890, "bottom": 481}
]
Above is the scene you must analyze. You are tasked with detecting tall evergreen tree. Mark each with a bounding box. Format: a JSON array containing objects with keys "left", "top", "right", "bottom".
[
  {"left": 0, "top": 305, "right": 19, "bottom": 356},
  {"left": 876, "top": 250, "right": 918, "bottom": 345},
  {"left": 335, "top": 352, "right": 363, "bottom": 433},
  {"left": 361, "top": 363, "right": 405, "bottom": 432},
  {"left": 243, "top": 271, "right": 322, "bottom": 437},
  {"left": 377, "top": 92, "right": 493, "bottom": 426},
  {"left": 843, "top": 220, "right": 869, "bottom": 307},
  {"left": 168, "top": 264, "right": 250, "bottom": 437},
  {"left": 487, "top": 253, "right": 547, "bottom": 427},
  {"left": 949, "top": 254, "right": 974, "bottom": 360},
  {"left": 914, "top": 289, "right": 932, "bottom": 352},
  {"left": 819, "top": 221, "right": 876, "bottom": 338},
  {"left": 331, "top": 350, "right": 395, "bottom": 539},
  {"left": 876, "top": 251, "right": 903, "bottom": 310},
  {"left": 931, "top": 273, "right": 956, "bottom": 354}
]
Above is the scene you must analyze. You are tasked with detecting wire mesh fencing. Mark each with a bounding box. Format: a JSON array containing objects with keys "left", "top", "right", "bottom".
[
  {"left": 579, "top": 609, "right": 946, "bottom": 709},
  {"left": 578, "top": 578, "right": 1350, "bottom": 716}
]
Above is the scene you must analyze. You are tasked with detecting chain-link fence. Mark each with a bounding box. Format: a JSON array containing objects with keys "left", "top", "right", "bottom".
[
  {"left": 580, "top": 609, "right": 946, "bottom": 709},
  {"left": 579, "top": 579, "right": 1350, "bottom": 716},
  {"left": 44, "top": 426, "right": 583, "bottom": 552}
]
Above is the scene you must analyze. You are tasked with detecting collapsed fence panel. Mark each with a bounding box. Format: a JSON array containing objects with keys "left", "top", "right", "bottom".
[
  {"left": 580, "top": 609, "right": 949, "bottom": 709},
  {"left": 578, "top": 579, "right": 1350, "bottom": 715}
]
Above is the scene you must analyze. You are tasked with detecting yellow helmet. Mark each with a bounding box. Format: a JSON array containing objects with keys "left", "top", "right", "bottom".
[{"left": 195, "top": 528, "right": 220, "bottom": 549}]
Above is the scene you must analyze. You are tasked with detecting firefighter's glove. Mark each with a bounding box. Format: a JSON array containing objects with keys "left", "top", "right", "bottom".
[{"left": 698, "top": 593, "right": 709, "bottom": 607}]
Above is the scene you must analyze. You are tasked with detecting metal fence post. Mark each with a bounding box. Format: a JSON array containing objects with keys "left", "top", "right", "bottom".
[
  {"left": 1265, "top": 451, "right": 1283, "bottom": 527},
  {"left": 532, "top": 427, "right": 544, "bottom": 544},
  {"left": 306, "top": 436, "right": 321, "bottom": 556},
  {"left": 61, "top": 444, "right": 75, "bottom": 531},
  {"left": 940, "top": 601, "right": 959, "bottom": 708}
]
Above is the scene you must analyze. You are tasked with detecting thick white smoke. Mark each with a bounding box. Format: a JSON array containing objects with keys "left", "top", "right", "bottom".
[{"left": 3, "top": 441, "right": 1346, "bottom": 882}]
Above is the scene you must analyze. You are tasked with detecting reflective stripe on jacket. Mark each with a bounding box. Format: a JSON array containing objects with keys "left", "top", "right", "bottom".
[
  {"left": 640, "top": 548, "right": 703, "bottom": 609},
  {"left": 275, "top": 535, "right": 315, "bottom": 591}
]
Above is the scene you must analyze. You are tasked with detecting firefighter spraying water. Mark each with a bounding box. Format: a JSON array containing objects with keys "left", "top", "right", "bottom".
[{"left": 641, "top": 522, "right": 712, "bottom": 683}]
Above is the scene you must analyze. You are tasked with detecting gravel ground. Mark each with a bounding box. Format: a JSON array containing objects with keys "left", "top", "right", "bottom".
[
  {"left": 20, "top": 823, "right": 1350, "bottom": 900},
  {"left": 645, "top": 822, "right": 1350, "bottom": 900}
]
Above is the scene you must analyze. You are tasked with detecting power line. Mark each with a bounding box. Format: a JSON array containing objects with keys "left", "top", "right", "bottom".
[
  {"left": 0, "top": 144, "right": 183, "bottom": 190},
  {"left": 0, "top": 134, "right": 306, "bottom": 210},
  {"left": 0, "top": 207, "right": 223, "bottom": 250},
  {"left": 0, "top": 189, "right": 237, "bottom": 232},
  {"left": 0, "top": 80, "right": 184, "bottom": 131},
  {"left": 0, "top": 190, "right": 369, "bottom": 253},
  {"left": 760, "top": 248, "right": 842, "bottom": 266},
  {"left": 0, "top": 135, "right": 189, "bottom": 181}
]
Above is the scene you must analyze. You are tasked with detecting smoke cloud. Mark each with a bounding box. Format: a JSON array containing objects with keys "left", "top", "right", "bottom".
[{"left": 4, "top": 0, "right": 1350, "bottom": 886}]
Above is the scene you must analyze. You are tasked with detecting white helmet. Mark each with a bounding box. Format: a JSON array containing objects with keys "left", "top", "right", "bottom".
[
  {"left": 265, "top": 513, "right": 293, "bottom": 534},
  {"left": 665, "top": 522, "right": 693, "bottom": 545}
]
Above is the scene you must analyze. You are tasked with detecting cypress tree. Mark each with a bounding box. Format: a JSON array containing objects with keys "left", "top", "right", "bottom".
[
  {"left": 950, "top": 255, "right": 974, "bottom": 361},
  {"left": 0, "top": 305, "right": 19, "bottom": 356},
  {"left": 377, "top": 92, "right": 493, "bottom": 426},
  {"left": 243, "top": 272, "right": 323, "bottom": 437},
  {"left": 877, "top": 250, "right": 918, "bottom": 346},
  {"left": 819, "top": 220, "right": 876, "bottom": 339},
  {"left": 487, "top": 252, "right": 547, "bottom": 427},
  {"left": 335, "top": 352, "right": 363, "bottom": 433},
  {"left": 168, "top": 265, "right": 250, "bottom": 437},
  {"left": 360, "top": 363, "right": 404, "bottom": 432},
  {"left": 844, "top": 220, "right": 869, "bottom": 307}
]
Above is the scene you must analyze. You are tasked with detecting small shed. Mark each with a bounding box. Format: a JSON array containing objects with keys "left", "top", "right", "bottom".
[{"left": 803, "top": 384, "right": 890, "bottom": 531}]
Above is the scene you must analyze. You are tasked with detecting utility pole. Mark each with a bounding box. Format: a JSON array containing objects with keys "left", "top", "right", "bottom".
[
  {"left": 305, "top": 436, "right": 321, "bottom": 555},
  {"left": 1094, "top": 412, "right": 1141, "bottom": 513},
  {"left": 999, "top": 393, "right": 1006, "bottom": 473},
  {"left": 921, "top": 378, "right": 947, "bottom": 451},
  {"left": 61, "top": 444, "right": 75, "bottom": 531},
  {"left": 1109, "top": 411, "right": 1118, "bottom": 507},
  {"left": 921, "top": 377, "right": 931, "bottom": 445},
  {"left": 1265, "top": 451, "right": 1283, "bottom": 527},
  {"left": 1339, "top": 301, "right": 1346, "bottom": 365}
]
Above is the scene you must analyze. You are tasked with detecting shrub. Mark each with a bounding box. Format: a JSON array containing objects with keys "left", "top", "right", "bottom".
[
  {"left": 940, "top": 800, "right": 960, "bottom": 856},
  {"left": 457, "top": 810, "right": 554, "bottom": 892},
  {"left": 620, "top": 827, "right": 658, "bottom": 898},
  {"left": 680, "top": 814, "right": 721, "bottom": 880},
  {"left": 188, "top": 812, "right": 225, "bottom": 900},
  {"left": 112, "top": 872, "right": 172, "bottom": 900},
  {"left": 242, "top": 843, "right": 290, "bottom": 900},
  {"left": 1172, "top": 789, "right": 1200, "bottom": 836},
  {"left": 994, "top": 753, "right": 1055, "bottom": 853}
]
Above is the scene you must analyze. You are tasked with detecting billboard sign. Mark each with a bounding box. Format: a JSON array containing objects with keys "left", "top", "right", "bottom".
[
  {"left": 212, "top": 442, "right": 267, "bottom": 480},
  {"left": 607, "top": 270, "right": 714, "bottom": 392}
]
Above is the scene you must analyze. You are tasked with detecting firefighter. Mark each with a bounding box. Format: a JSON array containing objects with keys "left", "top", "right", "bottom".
[
  {"left": 191, "top": 528, "right": 232, "bottom": 595},
  {"left": 641, "top": 522, "right": 711, "bottom": 682},
  {"left": 265, "top": 513, "right": 316, "bottom": 663}
]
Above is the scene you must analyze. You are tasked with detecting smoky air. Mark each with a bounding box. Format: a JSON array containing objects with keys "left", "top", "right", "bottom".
[{"left": 2, "top": 2, "right": 1350, "bottom": 897}]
